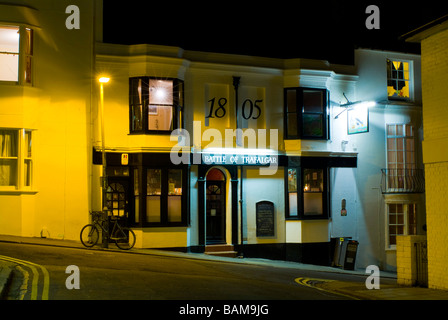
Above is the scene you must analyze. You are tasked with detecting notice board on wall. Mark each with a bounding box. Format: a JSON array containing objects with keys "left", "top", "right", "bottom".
[{"left": 256, "top": 201, "right": 275, "bottom": 237}]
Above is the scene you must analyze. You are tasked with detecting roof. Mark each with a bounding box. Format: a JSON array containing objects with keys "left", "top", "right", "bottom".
[{"left": 401, "top": 15, "right": 448, "bottom": 43}]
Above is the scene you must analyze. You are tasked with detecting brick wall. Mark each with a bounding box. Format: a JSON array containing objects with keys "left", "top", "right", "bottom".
[
  {"left": 396, "top": 235, "right": 427, "bottom": 286},
  {"left": 421, "top": 28, "right": 448, "bottom": 290}
]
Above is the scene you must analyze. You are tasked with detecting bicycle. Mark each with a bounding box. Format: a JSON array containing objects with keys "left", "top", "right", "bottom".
[{"left": 80, "top": 211, "right": 136, "bottom": 250}]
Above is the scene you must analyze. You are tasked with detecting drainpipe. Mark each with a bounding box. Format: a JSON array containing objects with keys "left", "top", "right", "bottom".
[
  {"left": 233, "top": 76, "right": 241, "bottom": 146},
  {"left": 233, "top": 76, "right": 244, "bottom": 254},
  {"left": 240, "top": 165, "right": 244, "bottom": 252}
]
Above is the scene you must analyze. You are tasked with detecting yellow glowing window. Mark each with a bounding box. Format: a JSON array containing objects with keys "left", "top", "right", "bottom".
[
  {"left": 0, "top": 26, "right": 20, "bottom": 81},
  {"left": 387, "top": 59, "right": 411, "bottom": 99}
]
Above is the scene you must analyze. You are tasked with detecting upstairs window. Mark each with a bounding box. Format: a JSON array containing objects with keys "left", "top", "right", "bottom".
[
  {"left": 387, "top": 59, "right": 411, "bottom": 100},
  {"left": 284, "top": 88, "right": 329, "bottom": 140},
  {"left": 129, "top": 77, "right": 184, "bottom": 134},
  {"left": 0, "top": 25, "right": 33, "bottom": 84}
]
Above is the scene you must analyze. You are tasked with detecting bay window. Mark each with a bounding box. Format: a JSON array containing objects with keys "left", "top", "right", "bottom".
[
  {"left": 132, "top": 165, "right": 188, "bottom": 227},
  {"left": 0, "top": 25, "right": 33, "bottom": 83},
  {"left": 130, "top": 77, "right": 184, "bottom": 134},
  {"left": 284, "top": 88, "right": 329, "bottom": 140}
]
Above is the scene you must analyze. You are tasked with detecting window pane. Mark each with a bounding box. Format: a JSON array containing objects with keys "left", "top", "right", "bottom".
[
  {"left": 168, "top": 169, "right": 182, "bottom": 195},
  {"left": 149, "top": 79, "right": 173, "bottom": 105},
  {"left": 0, "top": 26, "right": 20, "bottom": 53},
  {"left": 130, "top": 78, "right": 143, "bottom": 106},
  {"left": 303, "top": 114, "right": 323, "bottom": 137},
  {"left": 304, "top": 193, "right": 323, "bottom": 215},
  {"left": 146, "top": 196, "right": 161, "bottom": 223},
  {"left": 287, "top": 114, "right": 298, "bottom": 137},
  {"left": 134, "top": 168, "right": 139, "bottom": 223},
  {"left": 168, "top": 196, "right": 182, "bottom": 222},
  {"left": 24, "top": 159, "right": 32, "bottom": 187},
  {"left": 387, "top": 124, "right": 395, "bottom": 136},
  {"left": 0, "top": 130, "right": 18, "bottom": 157},
  {"left": 148, "top": 105, "right": 173, "bottom": 131},
  {"left": 0, "top": 159, "right": 17, "bottom": 186},
  {"left": 303, "top": 169, "right": 324, "bottom": 216},
  {"left": 288, "top": 168, "right": 297, "bottom": 192},
  {"left": 0, "top": 26, "right": 20, "bottom": 82},
  {"left": 147, "top": 169, "right": 161, "bottom": 195},
  {"left": 0, "top": 53, "right": 18, "bottom": 81},
  {"left": 303, "top": 169, "right": 323, "bottom": 192},
  {"left": 131, "top": 105, "right": 143, "bottom": 131},
  {"left": 286, "top": 90, "right": 297, "bottom": 113},
  {"left": 25, "top": 28, "right": 33, "bottom": 55},
  {"left": 289, "top": 192, "right": 298, "bottom": 217},
  {"left": 303, "top": 90, "right": 323, "bottom": 113}
]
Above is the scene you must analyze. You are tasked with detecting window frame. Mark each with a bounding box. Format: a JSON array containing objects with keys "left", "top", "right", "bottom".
[
  {"left": 284, "top": 87, "right": 329, "bottom": 140},
  {"left": 129, "top": 77, "right": 184, "bottom": 135},
  {"left": 132, "top": 165, "right": 189, "bottom": 227},
  {"left": 386, "top": 59, "right": 413, "bottom": 101},
  {"left": 385, "top": 201, "right": 418, "bottom": 249},
  {"left": 0, "top": 24, "right": 34, "bottom": 85},
  {"left": 0, "top": 128, "right": 34, "bottom": 192},
  {"left": 285, "top": 166, "right": 329, "bottom": 220}
]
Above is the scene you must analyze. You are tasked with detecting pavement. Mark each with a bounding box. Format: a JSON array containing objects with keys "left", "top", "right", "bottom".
[{"left": 1, "top": 234, "right": 448, "bottom": 300}]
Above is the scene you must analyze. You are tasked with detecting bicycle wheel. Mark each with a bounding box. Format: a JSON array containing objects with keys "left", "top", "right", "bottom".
[
  {"left": 80, "top": 224, "right": 100, "bottom": 248},
  {"left": 114, "top": 227, "right": 136, "bottom": 250}
]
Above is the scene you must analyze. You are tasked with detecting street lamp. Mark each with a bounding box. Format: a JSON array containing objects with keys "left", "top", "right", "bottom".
[{"left": 99, "top": 76, "right": 110, "bottom": 248}]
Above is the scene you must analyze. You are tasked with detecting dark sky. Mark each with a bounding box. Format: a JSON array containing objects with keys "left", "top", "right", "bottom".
[{"left": 103, "top": 1, "right": 448, "bottom": 65}]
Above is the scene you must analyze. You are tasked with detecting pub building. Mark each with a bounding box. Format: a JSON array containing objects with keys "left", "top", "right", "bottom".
[
  {"left": 93, "top": 42, "right": 417, "bottom": 268},
  {"left": 0, "top": 0, "right": 425, "bottom": 271}
]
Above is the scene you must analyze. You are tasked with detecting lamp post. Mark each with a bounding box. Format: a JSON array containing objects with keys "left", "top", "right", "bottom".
[{"left": 99, "top": 76, "right": 110, "bottom": 248}]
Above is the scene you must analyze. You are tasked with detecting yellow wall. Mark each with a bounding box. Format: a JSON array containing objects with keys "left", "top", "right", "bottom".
[
  {"left": 421, "top": 28, "right": 448, "bottom": 290},
  {"left": 0, "top": 0, "right": 98, "bottom": 240}
]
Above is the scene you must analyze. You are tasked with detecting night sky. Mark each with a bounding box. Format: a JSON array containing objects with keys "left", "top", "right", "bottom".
[{"left": 103, "top": 1, "right": 448, "bottom": 65}]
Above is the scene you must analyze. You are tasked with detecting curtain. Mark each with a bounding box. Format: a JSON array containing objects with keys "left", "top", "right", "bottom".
[{"left": 0, "top": 130, "right": 18, "bottom": 186}]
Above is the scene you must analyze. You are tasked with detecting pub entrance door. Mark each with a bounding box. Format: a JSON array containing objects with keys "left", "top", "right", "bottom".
[{"left": 206, "top": 168, "right": 226, "bottom": 244}]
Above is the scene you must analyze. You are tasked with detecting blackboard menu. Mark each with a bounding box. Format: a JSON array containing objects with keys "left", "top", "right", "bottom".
[{"left": 256, "top": 201, "right": 275, "bottom": 237}]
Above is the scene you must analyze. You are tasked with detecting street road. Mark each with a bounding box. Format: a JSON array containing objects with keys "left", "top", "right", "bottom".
[{"left": 0, "top": 242, "right": 371, "bottom": 302}]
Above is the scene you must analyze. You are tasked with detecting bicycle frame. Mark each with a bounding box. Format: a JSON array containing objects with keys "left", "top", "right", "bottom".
[{"left": 92, "top": 214, "right": 127, "bottom": 241}]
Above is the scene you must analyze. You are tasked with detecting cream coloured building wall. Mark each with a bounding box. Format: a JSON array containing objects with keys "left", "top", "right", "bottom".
[{"left": 0, "top": 0, "right": 100, "bottom": 240}]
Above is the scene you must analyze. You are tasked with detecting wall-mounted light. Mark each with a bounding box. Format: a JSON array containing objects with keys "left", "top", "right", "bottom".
[{"left": 334, "top": 93, "right": 376, "bottom": 119}]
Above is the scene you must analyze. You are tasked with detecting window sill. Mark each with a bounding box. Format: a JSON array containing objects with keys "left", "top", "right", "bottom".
[
  {"left": 128, "top": 131, "right": 174, "bottom": 136},
  {"left": 0, "top": 189, "right": 38, "bottom": 195}
]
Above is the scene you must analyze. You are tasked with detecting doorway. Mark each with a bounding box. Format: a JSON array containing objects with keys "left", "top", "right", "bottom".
[
  {"left": 106, "top": 178, "right": 129, "bottom": 218},
  {"left": 206, "top": 168, "right": 226, "bottom": 244}
]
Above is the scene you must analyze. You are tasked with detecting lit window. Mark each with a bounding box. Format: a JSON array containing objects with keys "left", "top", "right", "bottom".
[
  {"left": 0, "top": 25, "right": 33, "bottom": 83},
  {"left": 129, "top": 77, "right": 184, "bottom": 134},
  {"left": 0, "top": 26, "right": 20, "bottom": 81},
  {"left": 286, "top": 166, "right": 329, "bottom": 220},
  {"left": 303, "top": 169, "right": 324, "bottom": 216},
  {"left": 387, "top": 59, "right": 411, "bottom": 100},
  {"left": 287, "top": 168, "right": 298, "bottom": 217},
  {"left": 137, "top": 167, "right": 186, "bottom": 226}
]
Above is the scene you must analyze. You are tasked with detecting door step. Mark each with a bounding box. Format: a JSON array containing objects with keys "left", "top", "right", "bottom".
[{"left": 205, "top": 244, "right": 238, "bottom": 258}]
